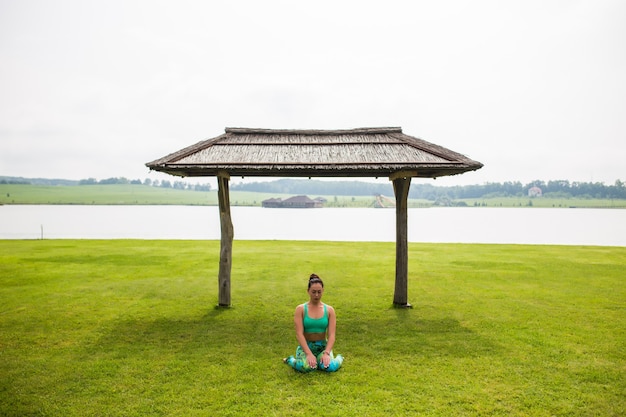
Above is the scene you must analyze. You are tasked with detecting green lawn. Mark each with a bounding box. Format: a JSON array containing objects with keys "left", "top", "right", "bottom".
[{"left": 1, "top": 240, "right": 624, "bottom": 416}]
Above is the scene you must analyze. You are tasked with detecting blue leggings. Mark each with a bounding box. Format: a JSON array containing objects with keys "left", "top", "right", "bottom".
[{"left": 285, "top": 340, "right": 343, "bottom": 373}]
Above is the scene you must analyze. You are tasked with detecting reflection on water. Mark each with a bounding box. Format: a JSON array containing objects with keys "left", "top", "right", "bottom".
[{"left": 1, "top": 205, "right": 625, "bottom": 246}]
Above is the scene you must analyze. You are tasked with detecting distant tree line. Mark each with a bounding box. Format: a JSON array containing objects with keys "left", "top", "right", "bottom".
[
  {"left": 425, "top": 179, "right": 626, "bottom": 200},
  {"left": 0, "top": 177, "right": 77, "bottom": 186},
  {"left": 0, "top": 176, "right": 211, "bottom": 191},
  {"left": 4, "top": 176, "right": 626, "bottom": 199},
  {"left": 232, "top": 178, "right": 626, "bottom": 200},
  {"left": 0, "top": 178, "right": 30, "bottom": 185},
  {"left": 78, "top": 177, "right": 212, "bottom": 191}
]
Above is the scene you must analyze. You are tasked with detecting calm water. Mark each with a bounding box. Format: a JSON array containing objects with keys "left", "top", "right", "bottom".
[{"left": 1, "top": 205, "right": 625, "bottom": 246}]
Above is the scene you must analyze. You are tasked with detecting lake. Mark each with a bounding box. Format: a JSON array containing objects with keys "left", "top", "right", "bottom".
[{"left": 1, "top": 205, "right": 625, "bottom": 246}]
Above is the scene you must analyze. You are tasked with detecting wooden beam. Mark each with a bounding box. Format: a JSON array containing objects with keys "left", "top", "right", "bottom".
[
  {"left": 217, "top": 172, "right": 233, "bottom": 307},
  {"left": 389, "top": 170, "right": 418, "bottom": 181},
  {"left": 392, "top": 176, "right": 412, "bottom": 308}
]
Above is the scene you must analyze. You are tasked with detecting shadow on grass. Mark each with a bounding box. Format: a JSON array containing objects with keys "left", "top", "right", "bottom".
[
  {"left": 89, "top": 305, "right": 502, "bottom": 363},
  {"left": 342, "top": 308, "right": 503, "bottom": 359},
  {"left": 88, "top": 307, "right": 291, "bottom": 360}
]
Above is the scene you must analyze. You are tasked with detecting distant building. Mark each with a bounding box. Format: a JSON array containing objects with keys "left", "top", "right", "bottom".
[
  {"left": 260, "top": 198, "right": 281, "bottom": 208},
  {"left": 528, "top": 186, "right": 542, "bottom": 197},
  {"left": 262, "top": 195, "right": 323, "bottom": 208}
]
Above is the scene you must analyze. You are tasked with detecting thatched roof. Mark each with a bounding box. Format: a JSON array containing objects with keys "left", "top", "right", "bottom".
[{"left": 146, "top": 127, "right": 482, "bottom": 178}]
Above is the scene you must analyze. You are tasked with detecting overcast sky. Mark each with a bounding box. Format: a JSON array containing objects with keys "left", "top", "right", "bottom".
[{"left": 1, "top": 0, "right": 624, "bottom": 188}]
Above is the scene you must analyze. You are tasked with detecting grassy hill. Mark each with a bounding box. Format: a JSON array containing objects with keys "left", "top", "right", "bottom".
[
  {"left": 0, "top": 183, "right": 429, "bottom": 207},
  {"left": 1, "top": 183, "right": 625, "bottom": 208}
]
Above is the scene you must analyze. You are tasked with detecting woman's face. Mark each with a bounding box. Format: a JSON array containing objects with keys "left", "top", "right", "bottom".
[{"left": 308, "top": 283, "right": 324, "bottom": 303}]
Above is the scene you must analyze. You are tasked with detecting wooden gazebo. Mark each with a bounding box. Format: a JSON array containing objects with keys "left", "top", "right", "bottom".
[{"left": 146, "top": 127, "right": 482, "bottom": 307}]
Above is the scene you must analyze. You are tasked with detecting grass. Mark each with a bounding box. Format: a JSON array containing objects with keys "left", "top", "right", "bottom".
[
  {"left": 1, "top": 240, "right": 625, "bottom": 416},
  {"left": 2, "top": 183, "right": 623, "bottom": 208},
  {"left": 460, "top": 196, "right": 626, "bottom": 208},
  {"left": 0, "top": 184, "right": 423, "bottom": 208},
  {"left": 1, "top": 184, "right": 221, "bottom": 205}
]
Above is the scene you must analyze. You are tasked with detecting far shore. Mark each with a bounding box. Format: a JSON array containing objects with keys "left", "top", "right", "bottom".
[{"left": 1, "top": 183, "right": 626, "bottom": 208}]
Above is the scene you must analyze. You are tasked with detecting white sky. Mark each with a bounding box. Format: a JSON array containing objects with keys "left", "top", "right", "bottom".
[{"left": 1, "top": 0, "right": 625, "bottom": 188}]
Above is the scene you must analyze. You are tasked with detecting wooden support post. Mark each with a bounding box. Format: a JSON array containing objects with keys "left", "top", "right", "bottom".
[
  {"left": 392, "top": 176, "right": 412, "bottom": 308},
  {"left": 217, "top": 172, "right": 233, "bottom": 307}
]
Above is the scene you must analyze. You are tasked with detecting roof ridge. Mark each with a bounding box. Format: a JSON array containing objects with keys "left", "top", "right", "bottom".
[{"left": 224, "top": 127, "right": 402, "bottom": 135}]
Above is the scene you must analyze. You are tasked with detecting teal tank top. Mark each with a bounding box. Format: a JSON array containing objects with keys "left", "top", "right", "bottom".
[{"left": 303, "top": 303, "right": 328, "bottom": 333}]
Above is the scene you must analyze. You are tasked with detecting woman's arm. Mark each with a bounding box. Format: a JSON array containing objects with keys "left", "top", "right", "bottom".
[
  {"left": 321, "top": 305, "right": 337, "bottom": 366},
  {"left": 294, "top": 304, "right": 317, "bottom": 367}
]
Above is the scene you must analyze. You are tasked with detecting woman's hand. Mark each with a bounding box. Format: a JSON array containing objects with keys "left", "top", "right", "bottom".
[
  {"left": 321, "top": 351, "right": 331, "bottom": 368},
  {"left": 307, "top": 353, "right": 317, "bottom": 369}
]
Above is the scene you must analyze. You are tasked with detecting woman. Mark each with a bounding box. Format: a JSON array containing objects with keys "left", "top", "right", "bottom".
[{"left": 284, "top": 274, "right": 344, "bottom": 372}]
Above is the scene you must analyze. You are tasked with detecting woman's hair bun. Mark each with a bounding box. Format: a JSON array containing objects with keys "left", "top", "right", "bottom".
[{"left": 308, "top": 273, "right": 324, "bottom": 288}]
